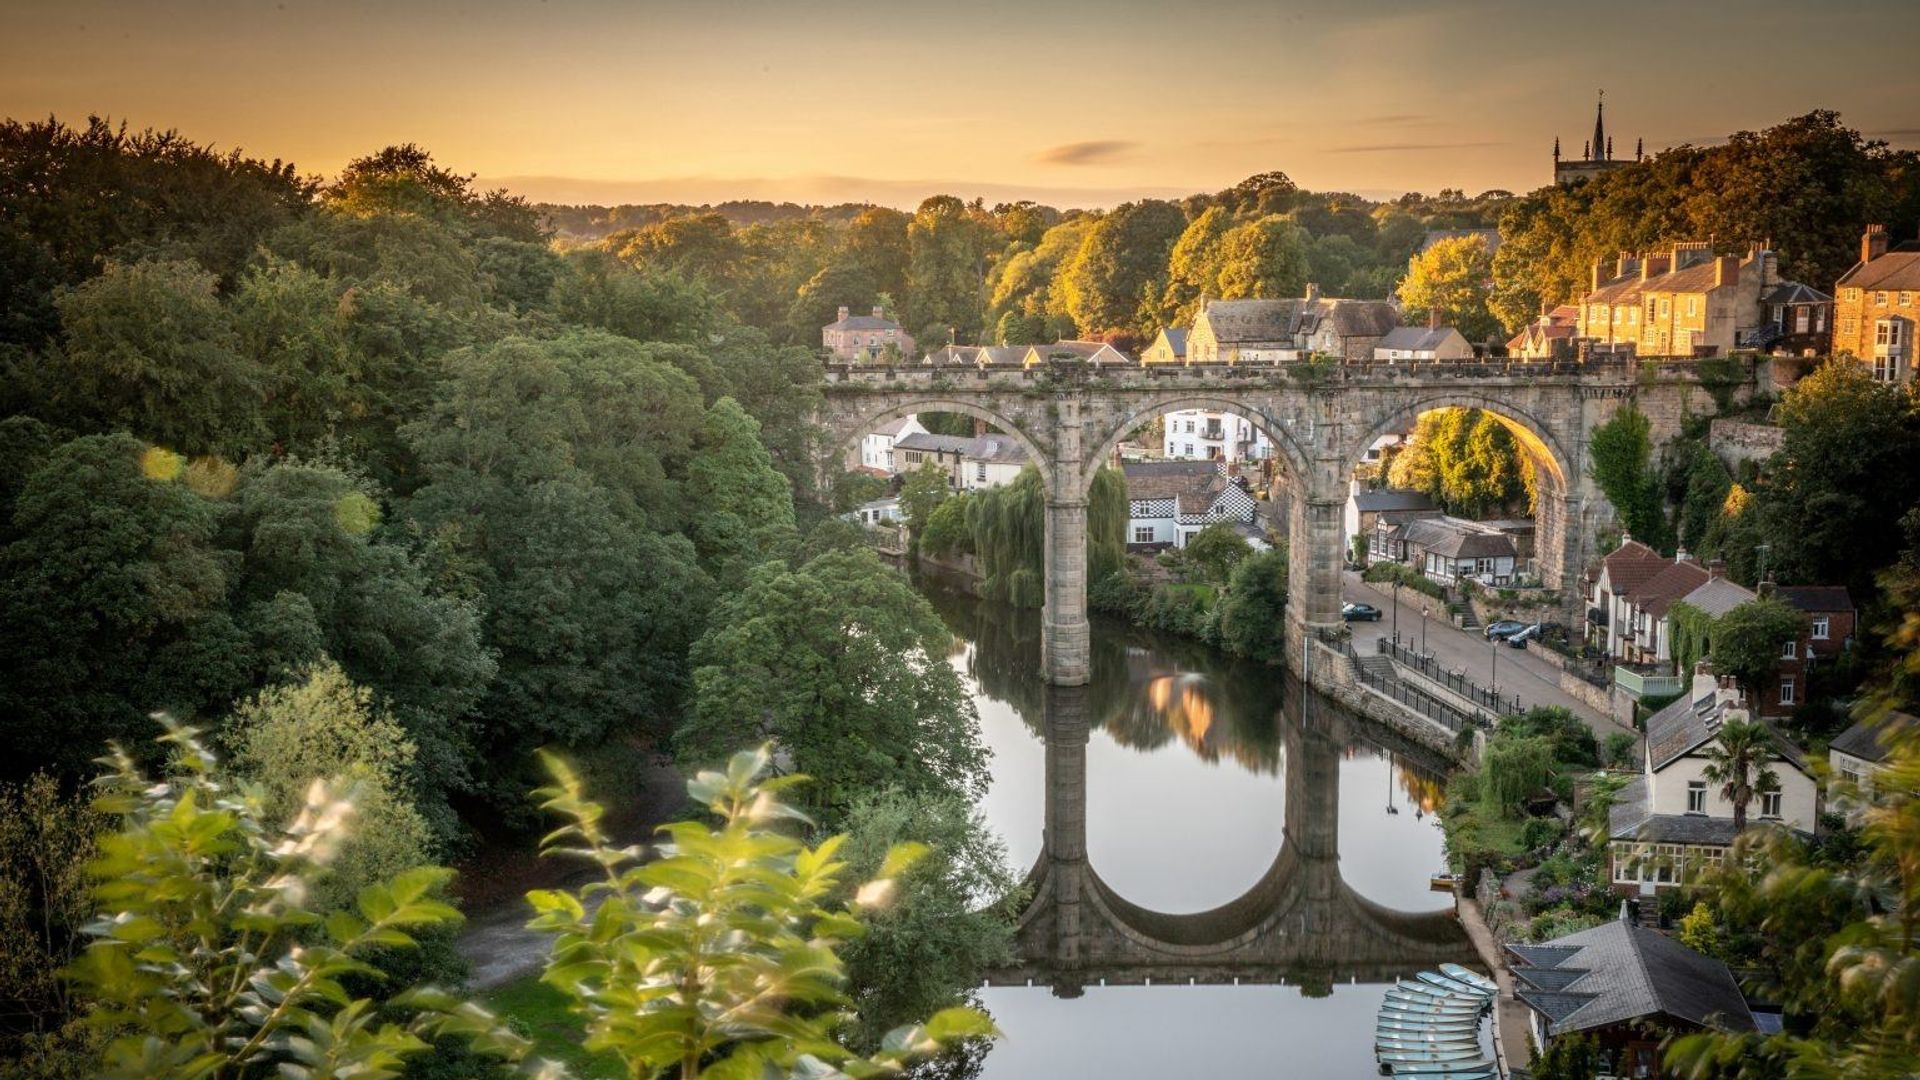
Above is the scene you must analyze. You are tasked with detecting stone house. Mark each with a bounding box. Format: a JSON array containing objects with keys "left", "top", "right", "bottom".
[
  {"left": 1140, "top": 327, "right": 1187, "bottom": 364},
  {"left": 823, "top": 305, "right": 914, "bottom": 362},
  {"left": 1759, "top": 281, "right": 1834, "bottom": 356},
  {"left": 1506, "top": 305, "right": 1580, "bottom": 361},
  {"left": 1609, "top": 667, "right": 1818, "bottom": 896},
  {"left": 1186, "top": 286, "right": 1401, "bottom": 364},
  {"left": 846, "top": 496, "right": 903, "bottom": 527},
  {"left": 892, "top": 431, "right": 972, "bottom": 488},
  {"left": 1120, "top": 461, "right": 1257, "bottom": 549},
  {"left": 1575, "top": 243, "right": 1821, "bottom": 358},
  {"left": 1020, "top": 340, "right": 1132, "bottom": 367},
  {"left": 1834, "top": 224, "right": 1920, "bottom": 383},
  {"left": 1510, "top": 915, "right": 1755, "bottom": 1080},
  {"left": 1371, "top": 324, "right": 1473, "bottom": 362}
]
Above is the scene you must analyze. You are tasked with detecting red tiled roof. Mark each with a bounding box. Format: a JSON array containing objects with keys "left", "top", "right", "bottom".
[
  {"left": 1637, "top": 560, "right": 1710, "bottom": 618},
  {"left": 1600, "top": 540, "right": 1670, "bottom": 596}
]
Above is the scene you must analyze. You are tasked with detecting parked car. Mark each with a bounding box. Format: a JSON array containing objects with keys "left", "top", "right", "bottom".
[
  {"left": 1484, "top": 620, "right": 1528, "bottom": 640},
  {"left": 1507, "top": 623, "right": 1542, "bottom": 648},
  {"left": 1342, "top": 602, "right": 1383, "bottom": 622}
]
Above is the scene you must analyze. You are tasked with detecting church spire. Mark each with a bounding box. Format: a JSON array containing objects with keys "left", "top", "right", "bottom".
[
  {"left": 1592, "top": 89, "right": 1607, "bottom": 161},
  {"left": 1553, "top": 136, "right": 1561, "bottom": 162}
]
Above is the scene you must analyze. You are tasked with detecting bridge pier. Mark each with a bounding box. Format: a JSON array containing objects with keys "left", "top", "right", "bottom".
[
  {"left": 1286, "top": 493, "right": 1348, "bottom": 660},
  {"left": 1043, "top": 496, "right": 1091, "bottom": 686},
  {"left": 1042, "top": 686, "right": 1090, "bottom": 996}
]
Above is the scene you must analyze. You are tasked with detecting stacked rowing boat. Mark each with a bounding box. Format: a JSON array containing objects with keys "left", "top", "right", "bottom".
[{"left": 1374, "top": 963, "right": 1499, "bottom": 1077}]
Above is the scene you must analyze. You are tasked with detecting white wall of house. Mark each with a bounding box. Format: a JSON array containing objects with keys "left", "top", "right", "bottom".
[
  {"left": 1161, "top": 409, "right": 1271, "bottom": 463},
  {"left": 961, "top": 458, "right": 1023, "bottom": 491},
  {"left": 1646, "top": 752, "right": 1818, "bottom": 831},
  {"left": 1128, "top": 515, "right": 1177, "bottom": 546},
  {"left": 1828, "top": 748, "right": 1889, "bottom": 824},
  {"left": 860, "top": 416, "right": 926, "bottom": 473}
]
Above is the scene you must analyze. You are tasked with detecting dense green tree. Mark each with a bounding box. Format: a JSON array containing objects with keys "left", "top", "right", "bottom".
[
  {"left": 48, "top": 258, "right": 262, "bottom": 455},
  {"left": 550, "top": 249, "right": 718, "bottom": 346},
  {"left": 0, "top": 434, "right": 248, "bottom": 779},
  {"left": 1213, "top": 215, "right": 1310, "bottom": 301},
  {"left": 222, "top": 663, "right": 436, "bottom": 913},
  {"left": 1180, "top": 523, "right": 1253, "bottom": 585},
  {"left": 1059, "top": 199, "right": 1186, "bottom": 336},
  {"left": 676, "top": 548, "right": 987, "bottom": 819},
  {"left": 1158, "top": 206, "right": 1232, "bottom": 324},
  {"left": 906, "top": 196, "right": 992, "bottom": 342},
  {"left": 1709, "top": 598, "right": 1807, "bottom": 710},
  {"left": 326, "top": 142, "right": 542, "bottom": 242},
  {"left": 898, "top": 462, "right": 954, "bottom": 538},
  {"left": 611, "top": 212, "right": 743, "bottom": 284},
  {"left": 836, "top": 790, "right": 1019, "bottom": 1052},
  {"left": 1388, "top": 408, "right": 1531, "bottom": 519},
  {"left": 1398, "top": 233, "right": 1499, "bottom": 343},
  {"left": 1588, "top": 405, "right": 1666, "bottom": 548},
  {"left": 683, "top": 397, "right": 799, "bottom": 588},
  {"left": 1216, "top": 546, "right": 1291, "bottom": 664},
  {"left": 1728, "top": 363, "right": 1920, "bottom": 597},
  {"left": 0, "top": 773, "right": 103, "bottom": 1070}
]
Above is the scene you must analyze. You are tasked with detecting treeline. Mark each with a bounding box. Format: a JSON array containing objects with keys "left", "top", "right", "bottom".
[{"left": 576, "top": 175, "right": 1511, "bottom": 349}]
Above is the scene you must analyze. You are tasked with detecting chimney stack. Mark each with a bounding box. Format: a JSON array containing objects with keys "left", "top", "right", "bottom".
[
  {"left": 837, "top": 305, "right": 850, "bottom": 322},
  {"left": 1863, "top": 224, "right": 1890, "bottom": 265},
  {"left": 1714, "top": 254, "right": 1739, "bottom": 288},
  {"left": 1708, "top": 558, "right": 1726, "bottom": 579},
  {"left": 1429, "top": 308, "right": 1443, "bottom": 331},
  {"left": 872, "top": 305, "right": 885, "bottom": 319},
  {"left": 1304, "top": 282, "right": 1321, "bottom": 303}
]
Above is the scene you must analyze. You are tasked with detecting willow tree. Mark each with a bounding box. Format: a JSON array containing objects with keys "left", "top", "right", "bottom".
[{"left": 966, "top": 466, "right": 1125, "bottom": 609}]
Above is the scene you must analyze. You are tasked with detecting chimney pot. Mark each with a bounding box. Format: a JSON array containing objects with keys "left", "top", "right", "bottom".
[{"left": 837, "top": 305, "right": 850, "bottom": 322}]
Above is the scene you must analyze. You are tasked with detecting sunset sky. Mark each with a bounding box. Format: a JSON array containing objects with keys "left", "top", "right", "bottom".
[{"left": 3, "top": 0, "right": 1916, "bottom": 208}]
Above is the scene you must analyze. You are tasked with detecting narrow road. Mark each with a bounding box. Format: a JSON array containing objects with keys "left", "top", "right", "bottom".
[{"left": 1341, "top": 571, "right": 1635, "bottom": 739}]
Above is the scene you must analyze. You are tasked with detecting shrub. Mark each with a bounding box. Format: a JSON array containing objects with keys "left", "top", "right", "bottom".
[{"left": 1603, "top": 732, "right": 1640, "bottom": 769}]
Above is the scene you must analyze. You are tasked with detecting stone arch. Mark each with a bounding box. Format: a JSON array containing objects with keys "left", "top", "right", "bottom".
[
  {"left": 1342, "top": 391, "right": 1574, "bottom": 489},
  {"left": 1078, "top": 392, "right": 1313, "bottom": 499},
  {"left": 823, "top": 396, "right": 1055, "bottom": 492}
]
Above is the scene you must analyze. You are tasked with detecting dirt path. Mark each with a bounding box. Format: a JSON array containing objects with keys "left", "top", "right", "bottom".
[
  {"left": 455, "top": 756, "right": 689, "bottom": 990},
  {"left": 1457, "top": 894, "right": 1533, "bottom": 1079}
]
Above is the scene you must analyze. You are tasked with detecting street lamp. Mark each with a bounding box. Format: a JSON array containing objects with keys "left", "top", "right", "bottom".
[
  {"left": 1392, "top": 579, "right": 1402, "bottom": 645},
  {"left": 1421, "top": 605, "right": 1430, "bottom": 654},
  {"left": 1490, "top": 634, "right": 1499, "bottom": 702}
]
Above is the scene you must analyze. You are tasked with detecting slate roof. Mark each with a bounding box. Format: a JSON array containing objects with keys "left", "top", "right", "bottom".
[
  {"left": 976, "top": 345, "right": 1031, "bottom": 365},
  {"left": 1636, "top": 559, "right": 1711, "bottom": 619},
  {"left": 1122, "top": 460, "right": 1222, "bottom": 501},
  {"left": 1352, "top": 488, "right": 1437, "bottom": 513},
  {"left": 1639, "top": 260, "right": 1730, "bottom": 295},
  {"left": 1506, "top": 917, "right": 1756, "bottom": 1037},
  {"left": 825, "top": 313, "right": 903, "bottom": 331},
  {"left": 1775, "top": 585, "right": 1853, "bottom": 614},
  {"left": 1377, "top": 326, "right": 1466, "bottom": 353},
  {"left": 1196, "top": 297, "right": 1400, "bottom": 345},
  {"left": 1761, "top": 282, "right": 1831, "bottom": 306},
  {"left": 1837, "top": 242, "right": 1920, "bottom": 292},
  {"left": 1644, "top": 690, "right": 1809, "bottom": 773},
  {"left": 1398, "top": 516, "right": 1515, "bottom": 560},
  {"left": 1679, "top": 577, "right": 1756, "bottom": 618},
  {"left": 1033, "top": 340, "right": 1131, "bottom": 364},
  {"left": 963, "top": 434, "right": 1026, "bottom": 465},
  {"left": 872, "top": 417, "right": 919, "bottom": 438},
  {"left": 1586, "top": 272, "right": 1646, "bottom": 306},
  {"left": 894, "top": 432, "right": 974, "bottom": 455},
  {"left": 924, "top": 345, "right": 983, "bottom": 364},
  {"left": 1830, "top": 711, "right": 1916, "bottom": 765},
  {"left": 1149, "top": 328, "right": 1188, "bottom": 358}
]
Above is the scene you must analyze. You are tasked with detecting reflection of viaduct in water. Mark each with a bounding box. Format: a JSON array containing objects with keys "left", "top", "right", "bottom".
[{"left": 995, "top": 684, "right": 1475, "bottom": 996}]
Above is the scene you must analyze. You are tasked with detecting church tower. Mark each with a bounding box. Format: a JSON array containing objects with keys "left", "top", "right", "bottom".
[{"left": 1555, "top": 92, "right": 1636, "bottom": 186}]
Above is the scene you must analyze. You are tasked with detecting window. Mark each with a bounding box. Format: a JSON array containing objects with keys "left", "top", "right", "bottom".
[
  {"left": 1780, "top": 677, "right": 1796, "bottom": 705},
  {"left": 1782, "top": 640, "right": 1798, "bottom": 660},
  {"left": 1687, "top": 781, "right": 1707, "bottom": 814},
  {"left": 1760, "top": 791, "right": 1783, "bottom": 819},
  {"left": 1876, "top": 319, "right": 1906, "bottom": 349},
  {"left": 1133, "top": 526, "right": 1154, "bottom": 544},
  {"left": 1686, "top": 298, "right": 1698, "bottom": 317},
  {"left": 1183, "top": 443, "right": 1194, "bottom": 457},
  {"left": 1811, "top": 616, "right": 1830, "bottom": 640},
  {"left": 1845, "top": 288, "right": 1861, "bottom": 303},
  {"left": 1876, "top": 354, "right": 1903, "bottom": 383},
  {"left": 1660, "top": 298, "right": 1671, "bottom": 316},
  {"left": 1904, "top": 292, "right": 1916, "bottom": 308},
  {"left": 1770, "top": 304, "right": 1784, "bottom": 325},
  {"left": 974, "top": 462, "right": 986, "bottom": 482},
  {"left": 1877, "top": 292, "right": 1889, "bottom": 307}
]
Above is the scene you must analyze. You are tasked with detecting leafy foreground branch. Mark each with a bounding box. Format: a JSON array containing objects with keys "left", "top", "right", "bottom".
[
  {"left": 68, "top": 717, "right": 542, "bottom": 1080},
  {"left": 527, "top": 745, "right": 997, "bottom": 1080}
]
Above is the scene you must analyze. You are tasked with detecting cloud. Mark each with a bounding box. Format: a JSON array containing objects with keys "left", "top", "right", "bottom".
[
  {"left": 477, "top": 173, "right": 1193, "bottom": 211},
  {"left": 1871, "top": 127, "right": 1920, "bottom": 139},
  {"left": 1034, "top": 140, "right": 1138, "bottom": 166},
  {"left": 1327, "top": 141, "right": 1503, "bottom": 154}
]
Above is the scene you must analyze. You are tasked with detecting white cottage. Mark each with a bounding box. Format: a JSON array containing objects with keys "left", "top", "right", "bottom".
[
  {"left": 1120, "top": 461, "right": 1257, "bottom": 549},
  {"left": 1609, "top": 668, "right": 1818, "bottom": 895}
]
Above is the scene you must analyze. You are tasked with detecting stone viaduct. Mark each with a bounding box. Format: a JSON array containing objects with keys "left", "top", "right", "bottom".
[
  {"left": 991, "top": 683, "right": 1475, "bottom": 995},
  {"left": 820, "top": 355, "right": 1749, "bottom": 686}
]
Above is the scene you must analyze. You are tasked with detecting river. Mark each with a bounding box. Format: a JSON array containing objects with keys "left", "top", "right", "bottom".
[{"left": 920, "top": 582, "right": 1472, "bottom": 1079}]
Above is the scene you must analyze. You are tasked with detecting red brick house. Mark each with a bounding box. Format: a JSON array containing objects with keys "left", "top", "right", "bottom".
[
  {"left": 1766, "top": 585, "right": 1855, "bottom": 718},
  {"left": 823, "top": 305, "right": 915, "bottom": 362}
]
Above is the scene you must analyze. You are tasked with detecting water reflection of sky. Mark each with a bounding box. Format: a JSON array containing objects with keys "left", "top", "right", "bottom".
[{"left": 933, "top": 584, "right": 1459, "bottom": 1079}]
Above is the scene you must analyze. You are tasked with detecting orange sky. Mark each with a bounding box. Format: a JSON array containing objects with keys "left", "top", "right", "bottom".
[{"left": 3, "top": 0, "right": 1915, "bottom": 208}]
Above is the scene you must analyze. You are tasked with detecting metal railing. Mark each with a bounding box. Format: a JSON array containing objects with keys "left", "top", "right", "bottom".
[
  {"left": 1614, "top": 664, "right": 1685, "bottom": 698},
  {"left": 1376, "top": 636, "right": 1524, "bottom": 716},
  {"left": 1348, "top": 646, "right": 1479, "bottom": 733}
]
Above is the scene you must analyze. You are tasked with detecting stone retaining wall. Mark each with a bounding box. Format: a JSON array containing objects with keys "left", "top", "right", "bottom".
[
  {"left": 1307, "top": 641, "right": 1468, "bottom": 762},
  {"left": 1709, "top": 418, "right": 1784, "bottom": 471}
]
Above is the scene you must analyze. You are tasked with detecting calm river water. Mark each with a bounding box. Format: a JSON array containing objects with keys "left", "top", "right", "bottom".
[{"left": 920, "top": 583, "right": 1468, "bottom": 1079}]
